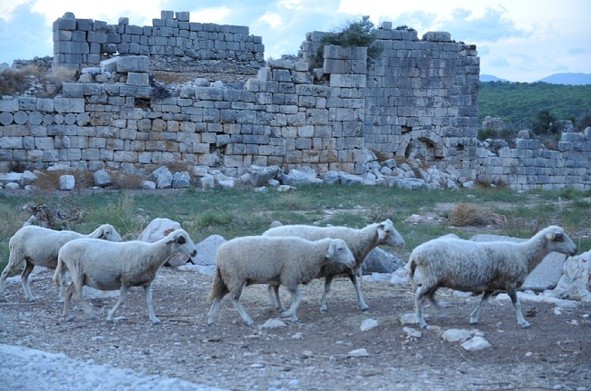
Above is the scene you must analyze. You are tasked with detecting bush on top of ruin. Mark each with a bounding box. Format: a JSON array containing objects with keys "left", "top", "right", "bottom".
[
  {"left": 312, "top": 16, "right": 384, "bottom": 68},
  {"left": 0, "top": 64, "right": 77, "bottom": 97}
]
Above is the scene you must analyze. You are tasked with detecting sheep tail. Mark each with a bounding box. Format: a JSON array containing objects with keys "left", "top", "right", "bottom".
[
  {"left": 53, "top": 258, "right": 63, "bottom": 287},
  {"left": 208, "top": 267, "right": 228, "bottom": 303},
  {"left": 408, "top": 258, "right": 417, "bottom": 280}
]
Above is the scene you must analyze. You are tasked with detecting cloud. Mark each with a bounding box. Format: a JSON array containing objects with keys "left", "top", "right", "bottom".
[
  {"left": 189, "top": 7, "right": 232, "bottom": 24},
  {"left": 0, "top": 2, "right": 51, "bottom": 63},
  {"left": 258, "top": 12, "right": 283, "bottom": 29},
  {"left": 0, "top": 0, "right": 32, "bottom": 22},
  {"left": 443, "top": 8, "right": 525, "bottom": 42}
]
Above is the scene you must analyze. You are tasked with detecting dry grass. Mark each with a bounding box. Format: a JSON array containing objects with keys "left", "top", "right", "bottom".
[
  {"left": 47, "top": 66, "right": 78, "bottom": 82},
  {"left": 109, "top": 171, "right": 144, "bottom": 190},
  {"left": 447, "top": 202, "right": 498, "bottom": 226},
  {"left": 0, "top": 68, "right": 28, "bottom": 95},
  {"left": 34, "top": 170, "right": 93, "bottom": 192},
  {"left": 152, "top": 71, "right": 196, "bottom": 84},
  {"left": 0, "top": 65, "right": 77, "bottom": 96}
]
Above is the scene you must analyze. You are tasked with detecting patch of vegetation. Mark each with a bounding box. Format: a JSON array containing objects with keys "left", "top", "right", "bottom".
[
  {"left": 479, "top": 81, "right": 591, "bottom": 128},
  {"left": 0, "top": 65, "right": 77, "bottom": 96},
  {"left": 1, "top": 186, "right": 590, "bottom": 273},
  {"left": 312, "top": 16, "right": 384, "bottom": 68},
  {"left": 447, "top": 203, "right": 496, "bottom": 227}
]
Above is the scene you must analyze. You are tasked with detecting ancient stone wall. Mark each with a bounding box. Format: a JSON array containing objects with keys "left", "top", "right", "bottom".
[
  {"left": 2, "top": 11, "right": 590, "bottom": 190},
  {"left": 475, "top": 128, "right": 591, "bottom": 190},
  {"left": 0, "top": 50, "right": 365, "bottom": 176},
  {"left": 52, "top": 11, "right": 265, "bottom": 75},
  {"left": 299, "top": 25, "right": 480, "bottom": 179}
]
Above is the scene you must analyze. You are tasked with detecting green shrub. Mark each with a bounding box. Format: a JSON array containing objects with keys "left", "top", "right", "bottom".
[
  {"left": 312, "top": 16, "right": 383, "bottom": 68},
  {"left": 477, "top": 128, "right": 497, "bottom": 140}
]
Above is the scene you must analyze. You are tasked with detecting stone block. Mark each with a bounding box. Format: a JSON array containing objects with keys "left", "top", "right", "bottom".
[
  {"left": 423, "top": 31, "right": 452, "bottom": 42},
  {"left": 54, "top": 97, "right": 85, "bottom": 113},
  {"left": 127, "top": 72, "right": 150, "bottom": 86},
  {"left": 0, "top": 98, "right": 19, "bottom": 111},
  {"left": 116, "top": 55, "right": 149, "bottom": 73}
]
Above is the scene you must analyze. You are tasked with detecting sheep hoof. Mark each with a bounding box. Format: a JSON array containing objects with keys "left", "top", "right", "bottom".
[
  {"left": 360, "top": 306, "right": 369, "bottom": 312},
  {"left": 519, "top": 321, "right": 531, "bottom": 329},
  {"left": 150, "top": 318, "right": 161, "bottom": 325}
]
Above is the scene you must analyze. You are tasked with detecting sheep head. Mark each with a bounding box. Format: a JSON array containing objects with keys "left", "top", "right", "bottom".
[
  {"left": 166, "top": 229, "right": 197, "bottom": 258},
  {"left": 326, "top": 239, "right": 355, "bottom": 269},
  {"left": 377, "top": 219, "right": 405, "bottom": 248},
  {"left": 544, "top": 226, "right": 577, "bottom": 256},
  {"left": 96, "top": 224, "right": 123, "bottom": 242}
]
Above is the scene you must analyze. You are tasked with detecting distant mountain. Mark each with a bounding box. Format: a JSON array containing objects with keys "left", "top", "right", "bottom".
[
  {"left": 480, "top": 74, "right": 509, "bottom": 82},
  {"left": 537, "top": 73, "right": 591, "bottom": 85}
]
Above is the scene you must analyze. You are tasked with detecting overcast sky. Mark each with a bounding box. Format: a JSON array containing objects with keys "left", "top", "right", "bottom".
[{"left": 0, "top": 0, "right": 589, "bottom": 82}]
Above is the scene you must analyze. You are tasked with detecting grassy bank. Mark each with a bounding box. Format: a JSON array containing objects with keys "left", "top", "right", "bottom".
[{"left": 1, "top": 185, "right": 590, "bottom": 271}]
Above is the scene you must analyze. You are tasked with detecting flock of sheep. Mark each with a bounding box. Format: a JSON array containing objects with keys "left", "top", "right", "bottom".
[{"left": 0, "top": 215, "right": 578, "bottom": 329}]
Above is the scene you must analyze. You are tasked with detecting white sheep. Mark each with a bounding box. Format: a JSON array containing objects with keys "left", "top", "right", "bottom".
[
  {"left": 54, "top": 228, "right": 197, "bottom": 324},
  {"left": 0, "top": 224, "right": 123, "bottom": 302},
  {"left": 408, "top": 225, "right": 577, "bottom": 329},
  {"left": 262, "top": 219, "right": 405, "bottom": 312},
  {"left": 207, "top": 236, "right": 355, "bottom": 326}
]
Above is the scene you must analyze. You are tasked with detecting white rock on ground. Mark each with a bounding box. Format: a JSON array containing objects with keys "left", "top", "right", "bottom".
[{"left": 0, "top": 344, "right": 226, "bottom": 391}]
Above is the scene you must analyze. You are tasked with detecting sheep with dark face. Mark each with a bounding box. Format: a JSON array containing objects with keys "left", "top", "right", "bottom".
[
  {"left": 54, "top": 229, "right": 197, "bottom": 324},
  {"left": 408, "top": 225, "right": 577, "bottom": 328},
  {"left": 262, "top": 219, "right": 405, "bottom": 312},
  {"left": 0, "top": 224, "right": 122, "bottom": 302},
  {"left": 207, "top": 236, "right": 355, "bottom": 326}
]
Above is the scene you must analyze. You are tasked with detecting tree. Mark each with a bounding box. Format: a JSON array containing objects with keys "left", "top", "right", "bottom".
[{"left": 532, "top": 109, "right": 562, "bottom": 135}]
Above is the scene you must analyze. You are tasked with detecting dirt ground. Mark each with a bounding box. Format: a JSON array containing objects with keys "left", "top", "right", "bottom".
[{"left": 0, "top": 266, "right": 589, "bottom": 391}]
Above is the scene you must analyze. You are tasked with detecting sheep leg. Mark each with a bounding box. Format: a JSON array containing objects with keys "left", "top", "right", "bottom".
[
  {"left": 427, "top": 292, "right": 447, "bottom": 319},
  {"left": 414, "top": 284, "right": 434, "bottom": 328},
  {"left": 280, "top": 286, "right": 301, "bottom": 322},
  {"left": 143, "top": 284, "right": 161, "bottom": 325},
  {"left": 107, "top": 286, "right": 129, "bottom": 322},
  {"left": 76, "top": 282, "right": 96, "bottom": 319},
  {"left": 58, "top": 282, "right": 66, "bottom": 303},
  {"left": 20, "top": 261, "right": 36, "bottom": 301},
  {"left": 266, "top": 284, "right": 285, "bottom": 311},
  {"left": 0, "top": 261, "right": 17, "bottom": 298},
  {"left": 348, "top": 268, "right": 369, "bottom": 311},
  {"left": 319, "top": 275, "right": 335, "bottom": 312},
  {"left": 229, "top": 286, "right": 254, "bottom": 326},
  {"left": 207, "top": 299, "right": 222, "bottom": 325},
  {"left": 469, "top": 290, "right": 492, "bottom": 324},
  {"left": 57, "top": 268, "right": 67, "bottom": 303},
  {"left": 63, "top": 283, "right": 76, "bottom": 319},
  {"left": 508, "top": 289, "right": 530, "bottom": 328}
]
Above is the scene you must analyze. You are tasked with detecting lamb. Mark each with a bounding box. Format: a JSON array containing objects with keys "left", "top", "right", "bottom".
[
  {"left": 408, "top": 225, "right": 577, "bottom": 329},
  {"left": 54, "top": 228, "right": 197, "bottom": 324},
  {"left": 0, "top": 224, "right": 123, "bottom": 302},
  {"left": 207, "top": 236, "right": 355, "bottom": 326},
  {"left": 262, "top": 219, "right": 405, "bottom": 312}
]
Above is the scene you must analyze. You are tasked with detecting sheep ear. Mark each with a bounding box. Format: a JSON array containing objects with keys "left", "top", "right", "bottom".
[
  {"left": 326, "top": 242, "right": 336, "bottom": 258},
  {"left": 377, "top": 224, "right": 387, "bottom": 240},
  {"left": 545, "top": 232, "right": 555, "bottom": 241}
]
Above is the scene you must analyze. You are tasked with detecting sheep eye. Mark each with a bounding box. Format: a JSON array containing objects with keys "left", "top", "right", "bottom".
[
  {"left": 554, "top": 234, "right": 564, "bottom": 242},
  {"left": 177, "top": 236, "right": 186, "bottom": 244}
]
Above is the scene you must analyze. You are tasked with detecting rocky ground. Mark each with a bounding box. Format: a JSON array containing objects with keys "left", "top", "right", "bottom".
[{"left": 0, "top": 266, "right": 589, "bottom": 391}]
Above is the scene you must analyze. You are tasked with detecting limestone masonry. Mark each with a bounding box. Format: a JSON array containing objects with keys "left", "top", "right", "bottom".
[{"left": 1, "top": 11, "right": 590, "bottom": 190}]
